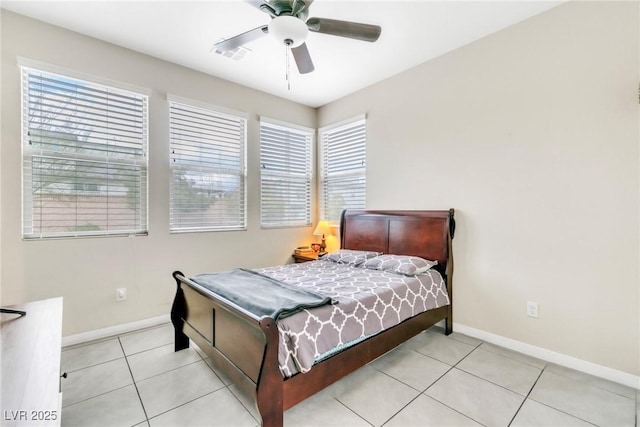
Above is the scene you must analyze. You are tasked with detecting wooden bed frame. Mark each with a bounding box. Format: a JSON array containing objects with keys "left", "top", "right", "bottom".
[{"left": 171, "top": 209, "right": 455, "bottom": 427}]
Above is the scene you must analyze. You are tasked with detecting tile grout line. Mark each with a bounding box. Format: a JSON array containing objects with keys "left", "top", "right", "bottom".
[
  {"left": 450, "top": 344, "right": 546, "bottom": 399},
  {"left": 367, "top": 364, "right": 433, "bottom": 427},
  {"left": 60, "top": 348, "right": 135, "bottom": 409},
  {"left": 142, "top": 389, "right": 225, "bottom": 423},
  {"left": 524, "top": 399, "right": 600, "bottom": 427},
  {"left": 118, "top": 337, "right": 151, "bottom": 424},
  {"left": 474, "top": 342, "right": 546, "bottom": 370},
  {"left": 61, "top": 384, "right": 132, "bottom": 410},
  {"left": 377, "top": 333, "right": 487, "bottom": 427},
  {"left": 456, "top": 336, "right": 636, "bottom": 423},
  {"left": 368, "top": 333, "right": 469, "bottom": 425},
  {"left": 132, "top": 358, "right": 203, "bottom": 384},
  {"left": 505, "top": 363, "right": 546, "bottom": 426},
  {"left": 443, "top": 337, "right": 631, "bottom": 427},
  {"left": 542, "top": 368, "right": 638, "bottom": 400},
  {"left": 378, "top": 393, "right": 422, "bottom": 427},
  {"left": 415, "top": 340, "right": 491, "bottom": 427},
  {"left": 122, "top": 342, "right": 174, "bottom": 358},
  {"left": 331, "top": 396, "right": 375, "bottom": 427},
  {"left": 132, "top": 341, "right": 253, "bottom": 424},
  {"left": 62, "top": 356, "right": 125, "bottom": 375},
  {"left": 225, "top": 384, "right": 261, "bottom": 425},
  {"left": 470, "top": 336, "right": 635, "bottom": 399},
  {"left": 507, "top": 365, "right": 600, "bottom": 427}
]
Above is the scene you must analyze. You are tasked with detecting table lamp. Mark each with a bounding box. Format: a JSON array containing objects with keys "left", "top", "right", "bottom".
[{"left": 313, "top": 220, "right": 332, "bottom": 253}]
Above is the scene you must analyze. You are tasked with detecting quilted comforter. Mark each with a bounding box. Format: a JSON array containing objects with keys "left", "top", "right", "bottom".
[{"left": 253, "top": 259, "right": 450, "bottom": 377}]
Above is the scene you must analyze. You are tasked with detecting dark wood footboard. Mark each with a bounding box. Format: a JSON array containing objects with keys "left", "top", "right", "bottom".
[
  {"left": 171, "top": 209, "right": 455, "bottom": 427},
  {"left": 171, "top": 271, "right": 282, "bottom": 422}
]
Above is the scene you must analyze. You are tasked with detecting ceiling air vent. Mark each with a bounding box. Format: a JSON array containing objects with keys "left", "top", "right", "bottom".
[{"left": 212, "top": 39, "right": 251, "bottom": 61}]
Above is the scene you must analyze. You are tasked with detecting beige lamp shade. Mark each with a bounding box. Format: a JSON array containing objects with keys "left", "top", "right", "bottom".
[{"left": 313, "top": 220, "right": 332, "bottom": 237}]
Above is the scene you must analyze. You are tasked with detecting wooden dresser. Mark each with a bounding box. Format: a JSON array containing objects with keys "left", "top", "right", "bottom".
[{"left": 1, "top": 298, "right": 63, "bottom": 426}]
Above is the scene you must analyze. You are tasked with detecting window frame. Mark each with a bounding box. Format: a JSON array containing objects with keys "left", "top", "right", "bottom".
[
  {"left": 259, "top": 117, "right": 314, "bottom": 229},
  {"left": 168, "top": 95, "right": 248, "bottom": 233},
  {"left": 21, "top": 63, "right": 149, "bottom": 240},
  {"left": 318, "top": 115, "right": 367, "bottom": 224}
]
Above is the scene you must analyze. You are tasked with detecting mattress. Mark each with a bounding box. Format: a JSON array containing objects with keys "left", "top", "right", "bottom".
[{"left": 253, "top": 259, "right": 450, "bottom": 377}]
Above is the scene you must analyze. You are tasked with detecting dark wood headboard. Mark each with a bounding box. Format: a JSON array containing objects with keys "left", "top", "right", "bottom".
[{"left": 340, "top": 209, "right": 456, "bottom": 277}]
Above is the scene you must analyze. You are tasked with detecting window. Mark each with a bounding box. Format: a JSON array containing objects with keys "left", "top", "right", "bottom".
[
  {"left": 169, "top": 98, "right": 247, "bottom": 232},
  {"left": 22, "top": 67, "right": 148, "bottom": 239},
  {"left": 260, "top": 119, "right": 313, "bottom": 228},
  {"left": 319, "top": 116, "right": 367, "bottom": 223}
]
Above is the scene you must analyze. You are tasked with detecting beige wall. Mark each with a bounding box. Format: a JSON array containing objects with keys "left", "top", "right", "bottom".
[
  {"left": 2, "top": 2, "right": 639, "bottom": 378},
  {"left": 0, "top": 11, "right": 316, "bottom": 335},
  {"left": 319, "top": 1, "right": 639, "bottom": 376}
]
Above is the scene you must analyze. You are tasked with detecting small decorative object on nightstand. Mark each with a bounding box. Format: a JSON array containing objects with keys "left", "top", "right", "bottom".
[{"left": 313, "top": 220, "right": 332, "bottom": 253}]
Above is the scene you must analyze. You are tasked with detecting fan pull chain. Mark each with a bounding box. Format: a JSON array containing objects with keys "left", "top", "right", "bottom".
[{"left": 285, "top": 47, "right": 291, "bottom": 91}]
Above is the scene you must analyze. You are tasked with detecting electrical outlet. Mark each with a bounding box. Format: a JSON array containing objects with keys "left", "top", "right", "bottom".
[
  {"left": 526, "top": 301, "right": 539, "bottom": 318},
  {"left": 116, "top": 288, "right": 127, "bottom": 302}
]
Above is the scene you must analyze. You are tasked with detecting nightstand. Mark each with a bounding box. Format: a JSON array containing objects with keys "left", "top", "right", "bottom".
[{"left": 292, "top": 252, "right": 326, "bottom": 263}]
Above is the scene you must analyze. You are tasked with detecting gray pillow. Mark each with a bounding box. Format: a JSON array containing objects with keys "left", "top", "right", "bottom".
[
  {"left": 325, "top": 249, "right": 381, "bottom": 267},
  {"left": 364, "top": 254, "right": 438, "bottom": 276}
]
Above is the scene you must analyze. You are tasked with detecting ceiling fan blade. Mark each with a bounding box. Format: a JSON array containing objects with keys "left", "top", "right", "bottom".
[
  {"left": 291, "top": 43, "right": 315, "bottom": 74},
  {"left": 214, "top": 25, "right": 269, "bottom": 52},
  {"left": 307, "top": 17, "right": 381, "bottom": 42}
]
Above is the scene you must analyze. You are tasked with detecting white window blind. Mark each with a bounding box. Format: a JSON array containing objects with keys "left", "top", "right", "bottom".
[
  {"left": 169, "top": 100, "right": 246, "bottom": 232},
  {"left": 260, "top": 120, "right": 313, "bottom": 228},
  {"left": 22, "top": 67, "right": 148, "bottom": 239},
  {"left": 319, "top": 117, "right": 366, "bottom": 223}
]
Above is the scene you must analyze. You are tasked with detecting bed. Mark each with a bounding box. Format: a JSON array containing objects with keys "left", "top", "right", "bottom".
[{"left": 170, "top": 209, "right": 455, "bottom": 427}]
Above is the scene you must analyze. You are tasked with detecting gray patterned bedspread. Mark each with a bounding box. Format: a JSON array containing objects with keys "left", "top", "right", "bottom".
[{"left": 254, "top": 259, "right": 450, "bottom": 377}]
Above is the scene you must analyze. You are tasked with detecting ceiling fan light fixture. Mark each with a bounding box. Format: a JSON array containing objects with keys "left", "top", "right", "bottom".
[{"left": 268, "top": 15, "right": 308, "bottom": 47}]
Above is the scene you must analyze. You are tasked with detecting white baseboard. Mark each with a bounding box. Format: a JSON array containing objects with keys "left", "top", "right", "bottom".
[
  {"left": 454, "top": 322, "right": 640, "bottom": 390},
  {"left": 62, "top": 314, "right": 171, "bottom": 348}
]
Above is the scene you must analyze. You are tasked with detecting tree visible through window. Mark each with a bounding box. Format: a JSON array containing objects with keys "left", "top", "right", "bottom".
[
  {"left": 22, "top": 67, "right": 148, "bottom": 238},
  {"left": 169, "top": 98, "right": 247, "bottom": 232}
]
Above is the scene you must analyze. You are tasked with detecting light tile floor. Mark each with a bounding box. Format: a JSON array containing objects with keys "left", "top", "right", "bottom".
[{"left": 60, "top": 323, "right": 639, "bottom": 427}]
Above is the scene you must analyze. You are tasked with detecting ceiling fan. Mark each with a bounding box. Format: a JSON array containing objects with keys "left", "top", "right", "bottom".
[{"left": 214, "top": 0, "right": 382, "bottom": 74}]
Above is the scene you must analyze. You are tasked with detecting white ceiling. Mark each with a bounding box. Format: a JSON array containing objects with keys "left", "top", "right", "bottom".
[{"left": 1, "top": 0, "right": 563, "bottom": 107}]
